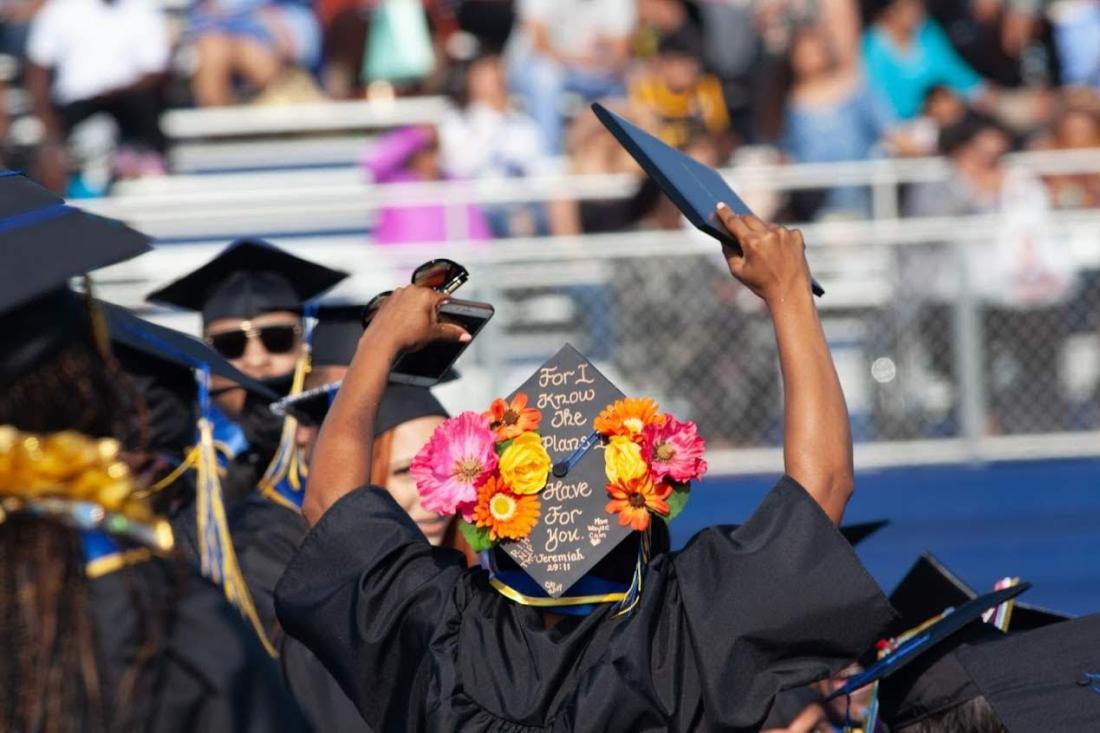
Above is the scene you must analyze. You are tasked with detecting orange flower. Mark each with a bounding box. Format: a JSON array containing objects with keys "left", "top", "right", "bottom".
[
  {"left": 483, "top": 393, "right": 542, "bottom": 440},
  {"left": 473, "top": 475, "right": 541, "bottom": 541},
  {"left": 605, "top": 474, "right": 673, "bottom": 532},
  {"left": 594, "top": 398, "right": 665, "bottom": 441}
]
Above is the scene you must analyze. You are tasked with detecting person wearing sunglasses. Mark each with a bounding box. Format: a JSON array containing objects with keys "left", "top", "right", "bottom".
[{"left": 147, "top": 239, "right": 347, "bottom": 508}]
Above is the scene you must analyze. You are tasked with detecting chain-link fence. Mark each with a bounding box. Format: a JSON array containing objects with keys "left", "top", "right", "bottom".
[
  {"left": 91, "top": 151, "right": 1100, "bottom": 470},
  {"left": 441, "top": 234, "right": 1100, "bottom": 457}
]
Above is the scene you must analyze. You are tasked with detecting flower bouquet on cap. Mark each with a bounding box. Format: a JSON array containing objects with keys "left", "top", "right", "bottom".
[{"left": 409, "top": 345, "right": 708, "bottom": 609}]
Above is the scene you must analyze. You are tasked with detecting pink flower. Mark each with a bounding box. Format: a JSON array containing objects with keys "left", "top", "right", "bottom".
[
  {"left": 410, "top": 412, "right": 498, "bottom": 520},
  {"left": 642, "top": 416, "right": 708, "bottom": 484}
]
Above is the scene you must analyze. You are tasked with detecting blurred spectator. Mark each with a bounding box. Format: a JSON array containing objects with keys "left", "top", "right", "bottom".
[
  {"left": 188, "top": 0, "right": 322, "bottom": 106},
  {"left": 628, "top": 26, "right": 730, "bottom": 150},
  {"left": 862, "top": 0, "right": 990, "bottom": 120},
  {"left": 26, "top": 0, "right": 170, "bottom": 192},
  {"left": 779, "top": 8, "right": 916, "bottom": 218},
  {"left": 905, "top": 115, "right": 1077, "bottom": 433},
  {"left": 1043, "top": 100, "right": 1100, "bottom": 209},
  {"left": 906, "top": 83, "right": 969, "bottom": 154},
  {"left": 319, "top": 0, "right": 458, "bottom": 100},
  {"left": 439, "top": 53, "right": 560, "bottom": 236},
  {"left": 925, "top": 0, "right": 1060, "bottom": 89},
  {"left": 507, "top": 0, "right": 635, "bottom": 153},
  {"left": 1049, "top": 0, "right": 1100, "bottom": 89},
  {"left": 0, "top": 0, "right": 44, "bottom": 59},
  {"left": 363, "top": 125, "right": 492, "bottom": 244}
]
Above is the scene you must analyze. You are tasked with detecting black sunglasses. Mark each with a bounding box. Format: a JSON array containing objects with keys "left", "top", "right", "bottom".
[
  {"left": 361, "top": 259, "right": 469, "bottom": 329},
  {"left": 206, "top": 322, "right": 302, "bottom": 360}
]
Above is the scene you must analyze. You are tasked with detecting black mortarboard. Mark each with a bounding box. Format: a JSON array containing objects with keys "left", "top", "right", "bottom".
[
  {"left": 591, "top": 103, "right": 824, "bottom": 296},
  {"left": 889, "top": 553, "right": 978, "bottom": 635},
  {"left": 956, "top": 613, "right": 1100, "bottom": 731},
  {"left": 375, "top": 384, "right": 449, "bottom": 436},
  {"left": 827, "top": 585, "right": 1032, "bottom": 725},
  {"left": 145, "top": 239, "right": 347, "bottom": 324},
  {"left": 272, "top": 377, "right": 451, "bottom": 432},
  {"left": 310, "top": 303, "right": 365, "bottom": 368},
  {"left": 0, "top": 171, "right": 152, "bottom": 315},
  {"left": 1007, "top": 602, "right": 1072, "bottom": 632},
  {"left": 0, "top": 171, "right": 152, "bottom": 384},
  {"left": 492, "top": 345, "right": 633, "bottom": 599}
]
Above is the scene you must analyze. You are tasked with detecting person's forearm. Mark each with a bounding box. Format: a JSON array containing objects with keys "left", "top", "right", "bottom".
[
  {"left": 769, "top": 286, "right": 853, "bottom": 524},
  {"left": 302, "top": 329, "right": 399, "bottom": 526}
]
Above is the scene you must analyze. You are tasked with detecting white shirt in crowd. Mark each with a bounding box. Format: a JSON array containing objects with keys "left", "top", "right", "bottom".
[
  {"left": 440, "top": 102, "right": 561, "bottom": 181},
  {"left": 513, "top": 0, "right": 635, "bottom": 60},
  {"left": 27, "top": 0, "right": 170, "bottom": 105}
]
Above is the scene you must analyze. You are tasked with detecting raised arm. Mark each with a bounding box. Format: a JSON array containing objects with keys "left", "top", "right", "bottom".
[
  {"left": 715, "top": 205, "right": 853, "bottom": 523},
  {"left": 301, "top": 287, "right": 470, "bottom": 526}
]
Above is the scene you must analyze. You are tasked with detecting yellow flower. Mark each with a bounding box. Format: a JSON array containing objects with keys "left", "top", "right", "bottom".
[
  {"left": 603, "top": 436, "right": 648, "bottom": 484},
  {"left": 498, "top": 432, "right": 551, "bottom": 495}
]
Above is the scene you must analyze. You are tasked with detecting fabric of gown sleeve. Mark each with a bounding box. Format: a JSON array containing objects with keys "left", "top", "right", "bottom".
[
  {"left": 275, "top": 486, "right": 468, "bottom": 728},
  {"left": 664, "top": 475, "right": 897, "bottom": 729},
  {"left": 227, "top": 493, "right": 372, "bottom": 731},
  {"left": 90, "top": 557, "right": 309, "bottom": 732}
]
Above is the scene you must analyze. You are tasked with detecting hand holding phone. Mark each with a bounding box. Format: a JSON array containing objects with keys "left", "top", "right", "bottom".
[
  {"left": 364, "top": 286, "right": 472, "bottom": 355},
  {"left": 389, "top": 298, "right": 494, "bottom": 386}
]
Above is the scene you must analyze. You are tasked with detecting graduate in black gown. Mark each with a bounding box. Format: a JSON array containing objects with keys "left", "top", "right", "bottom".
[
  {"left": 275, "top": 208, "right": 898, "bottom": 731},
  {"left": 146, "top": 239, "right": 347, "bottom": 508},
  {"left": 0, "top": 171, "right": 306, "bottom": 732}
]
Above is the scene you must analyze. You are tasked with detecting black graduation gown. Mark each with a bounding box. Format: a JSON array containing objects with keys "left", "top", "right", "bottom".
[
  {"left": 89, "top": 556, "right": 309, "bottom": 732},
  {"left": 274, "top": 475, "right": 898, "bottom": 732},
  {"left": 226, "top": 492, "right": 372, "bottom": 732}
]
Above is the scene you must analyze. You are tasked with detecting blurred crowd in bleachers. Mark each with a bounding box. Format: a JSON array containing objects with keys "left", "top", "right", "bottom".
[{"left": 0, "top": 0, "right": 1098, "bottom": 227}]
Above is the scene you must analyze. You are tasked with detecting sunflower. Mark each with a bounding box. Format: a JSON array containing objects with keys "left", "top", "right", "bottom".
[
  {"left": 473, "top": 476, "right": 541, "bottom": 541},
  {"left": 593, "top": 398, "right": 665, "bottom": 441},
  {"left": 483, "top": 393, "right": 542, "bottom": 441},
  {"left": 605, "top": 474, "right": 672, "bottom": 532}
]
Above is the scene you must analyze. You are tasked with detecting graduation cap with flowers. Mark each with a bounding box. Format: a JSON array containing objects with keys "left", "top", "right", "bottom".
[{"left": 411, "top": 344, "right": 708, "bottom": 613}]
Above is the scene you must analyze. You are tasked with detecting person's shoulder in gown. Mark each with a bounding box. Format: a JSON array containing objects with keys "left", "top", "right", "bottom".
[
  {"left": 90, "top": 555, "right": 309, "bottom": 732},
  {"left": 275, "top": 474, "right": 897, "bottom": 732}
]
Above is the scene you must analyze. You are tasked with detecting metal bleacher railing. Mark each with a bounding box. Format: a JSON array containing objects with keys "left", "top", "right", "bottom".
[{"left": 87, "top": 129, "right": 1100, "bottom": 474}]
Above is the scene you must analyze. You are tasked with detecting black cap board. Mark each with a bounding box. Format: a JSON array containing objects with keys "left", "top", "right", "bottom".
[
  {"left": 273, "top": 376, "right": 453, "bottom": 432},
  {"left": 496, "top": 344, "right": 629, "bottom": 598},
  {"left": 145, "top": 238, "right": 348, "bottom": 324},
  {"left": 311, "top": 303, "right": 365, "bottom": 368},
  {"left": 889, "top": 553, "right": 978, "bottom": 635},
  {"left": 0, "top": 172, "right": 152, "bottom": 385},
  {"left": 0, "top": 171, "right": 152, "bottom": 315},
  {"left": 590, "top": 103, "right": 824, "bottom": 297},
  {"left": 956, "top": 612, "right": 1100, "bottom": 731},
  {"left": 827, "top": 583, "right": 1032, "bottom": 703}
]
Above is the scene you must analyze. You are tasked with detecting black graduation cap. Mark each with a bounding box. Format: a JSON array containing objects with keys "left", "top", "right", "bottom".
[
  {"left": 145, "top": 239, "right": 348, "bottom": 324},
  {"left": 273, "top": 377, "right": 452, "bottom": 432},
  {"left": 826, "top": 584, "right": 1032, "bottom": 724},
  {"left": 1007, "top": 602, "right": 1072, "bottom": 632},
  {"left": 0, "top": 171, "right": 152, "bottom": 315},
  {"left": 310, "top": 303, "right": 364, "bottom": 368},
  {"left": 492, "top": 344, "right": 633, "bottom": 599},
  {"left": 954, "top": 612, "right": 1100, "bottom": 731},
  {"left": 0, "top": 171, "right": 152, "bottom": 384},
  {"left": 591, "top": 104, "right": 824, "bottom": 297},
  {"left": 889, "top": 553, "right": 978, "bottom": 635}
]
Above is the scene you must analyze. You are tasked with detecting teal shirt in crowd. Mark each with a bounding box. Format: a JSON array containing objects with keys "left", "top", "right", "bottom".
[{"left": 862, "top": 19, "right": 983, "bottom": 120}]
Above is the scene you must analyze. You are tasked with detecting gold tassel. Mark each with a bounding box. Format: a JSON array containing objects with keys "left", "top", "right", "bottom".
[{"left": 195, "top": 417, "right": 278, "bottom": 657}]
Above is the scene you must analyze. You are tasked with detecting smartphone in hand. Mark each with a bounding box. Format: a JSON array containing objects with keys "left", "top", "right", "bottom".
[{"left": 389, "top": 298, "right": 495, "bottom": 387}]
